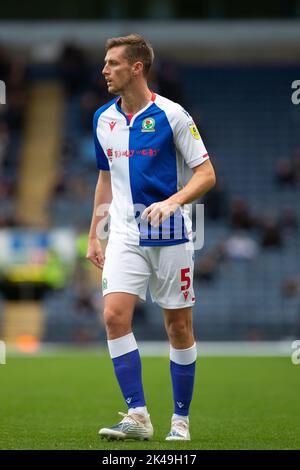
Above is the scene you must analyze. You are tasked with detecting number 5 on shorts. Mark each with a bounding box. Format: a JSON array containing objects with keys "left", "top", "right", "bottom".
[{"left": 181, "top": 268, "right": 191, "bottom": 291}]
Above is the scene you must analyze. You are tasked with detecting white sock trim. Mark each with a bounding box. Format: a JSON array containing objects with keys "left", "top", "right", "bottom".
[
  {"left": 173, "top": 413, "right": 189, "bottom": 423},
  {"left": 128, "top": 406, "right": 149, "bottom": 417},
  {"left": 107, "top": 332, "right": 138, "bottom": 359},
  {"left": 170, "top": 342, "right": 197, "bottom": 365}
]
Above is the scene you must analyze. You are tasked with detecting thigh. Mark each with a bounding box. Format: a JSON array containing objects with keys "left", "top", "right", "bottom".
[
  {"left": 149, "top": 241, "right": 195, "bottom": 309},
  {"left": 104, "top": 291, "right": 138, "bottom": 311},
  {"left": 102, "top": 238, "right": 151, "bottom": 302}
]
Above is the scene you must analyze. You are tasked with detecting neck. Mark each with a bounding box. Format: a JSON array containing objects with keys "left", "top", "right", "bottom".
[{"left": 119, "top": 83, "right": 152, "bottom": 115}]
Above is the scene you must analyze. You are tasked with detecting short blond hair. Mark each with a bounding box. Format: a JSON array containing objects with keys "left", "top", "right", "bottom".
[{"left": 105, "top": 33, "right": 154, "bottom": 76}]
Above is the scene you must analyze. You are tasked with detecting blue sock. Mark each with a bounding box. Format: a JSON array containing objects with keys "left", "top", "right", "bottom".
[
  {"left": 108, "top": 333, "right": 146, "bottom": 409},
  {"left": 170, "top": 343, "right": 197, "bottom": 416}
]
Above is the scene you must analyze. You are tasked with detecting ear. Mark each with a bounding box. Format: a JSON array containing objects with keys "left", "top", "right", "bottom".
[{"left": 132, "top": 61, "right": 144, "bottom": 76}]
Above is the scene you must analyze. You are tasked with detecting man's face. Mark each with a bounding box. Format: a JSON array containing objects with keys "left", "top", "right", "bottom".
[{"left": 102, "top": 46, "right": 134, "bottom": 95}]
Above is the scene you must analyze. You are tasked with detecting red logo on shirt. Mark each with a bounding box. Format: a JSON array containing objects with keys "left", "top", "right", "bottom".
[
  {"left": 107, "top": 148, "right": 113, "bottom": 162},
  {"left": 109, "top": 121, "right": 116, "bottom": 131},
  {"left": 107, "top": 148, "right": 160, "bottom": 161}
]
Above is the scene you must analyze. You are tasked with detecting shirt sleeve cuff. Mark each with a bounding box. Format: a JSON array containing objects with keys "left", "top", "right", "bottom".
[{"left": 188, "top": 154, "right": 209, "bottom": 169}]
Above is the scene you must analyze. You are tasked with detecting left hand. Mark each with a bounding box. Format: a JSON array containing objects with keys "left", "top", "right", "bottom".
[{"left": 141, "top": 199, "right": 181, "bottom": 227}]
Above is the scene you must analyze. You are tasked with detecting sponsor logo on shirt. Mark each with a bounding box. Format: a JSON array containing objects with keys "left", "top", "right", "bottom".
[
  {"left": 141, "top": 117, "right": 155, "bottom": 132},
  {"left": 106, "top": 148, "right": 160, "bottom": 160},
  {"left": 188, "top": 121, "right": 200, "bottom": 140},
  {"left": 107, "top": 148, "right": 113, "bottom": 162}
]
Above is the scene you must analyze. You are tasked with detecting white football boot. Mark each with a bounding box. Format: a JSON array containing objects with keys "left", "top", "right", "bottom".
[
  {"left": 99, "top": 412, "right": 153, "bottom": 441},
  {"left": 165, "top": 416, "right": 191, "bottom": 441}
]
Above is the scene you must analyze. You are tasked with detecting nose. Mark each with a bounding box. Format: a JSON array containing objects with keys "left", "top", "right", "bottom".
[{"left": 102, "top": 64, "right": 109, "bottom": 76}]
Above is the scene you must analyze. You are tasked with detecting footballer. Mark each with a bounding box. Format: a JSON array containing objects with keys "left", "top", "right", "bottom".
[{"left": 87, "top": 34, "right": 216, "bottom": 441}]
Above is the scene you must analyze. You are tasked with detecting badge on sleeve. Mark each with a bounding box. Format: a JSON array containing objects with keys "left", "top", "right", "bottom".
[{"left": 188, "top": 121, "right": 200, "bottom": 140}]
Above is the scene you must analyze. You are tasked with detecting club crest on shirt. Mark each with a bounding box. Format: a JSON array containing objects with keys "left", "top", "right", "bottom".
[
  {"left": 141, "top": 117, "right": 155, "bottom": 132},
  {"left": 188, "top": 121, "right": 200, "bottom": 140}
]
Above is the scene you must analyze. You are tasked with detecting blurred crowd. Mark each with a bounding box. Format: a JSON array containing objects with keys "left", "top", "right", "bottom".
[
  {"left": 194, "top": 178, "right": 298, "bottom": 284},
  {"left": 275, "top": 150, "right": 300, "bottom": 186},
  {"left": 0, "top": 45, "right": 28, "bottom": 228}
]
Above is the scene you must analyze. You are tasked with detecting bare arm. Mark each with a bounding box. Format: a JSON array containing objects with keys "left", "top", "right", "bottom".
[
  {"left": 169, "top": 159, "right": 216, "bottom": 205},
  {"left": 141, "top": 159, "right": 216, "bottom": 227},
  {"left": 86, "top": 170, "right": 112, "bottom": 268}
]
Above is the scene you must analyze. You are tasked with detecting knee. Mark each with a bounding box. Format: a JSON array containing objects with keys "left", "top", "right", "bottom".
[
  {"left": 103, "top": 307, "right": 128, "bottom": 332},
  {"left": 167, "top": 320, "right": 190, "bottom": 342}
]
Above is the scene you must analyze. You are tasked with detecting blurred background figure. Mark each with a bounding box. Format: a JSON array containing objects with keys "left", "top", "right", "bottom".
[{"left": 224, "top": 232, "right": 259, "bottom": 260}]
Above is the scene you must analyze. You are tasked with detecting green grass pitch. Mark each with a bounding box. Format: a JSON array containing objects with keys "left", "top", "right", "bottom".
[{"left": 0, "top": 353, "right": 299, "bottom": 450}]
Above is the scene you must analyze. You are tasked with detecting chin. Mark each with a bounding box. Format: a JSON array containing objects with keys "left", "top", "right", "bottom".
[{"left": 108, "top": 85, "right": 120, "bottom": 95}]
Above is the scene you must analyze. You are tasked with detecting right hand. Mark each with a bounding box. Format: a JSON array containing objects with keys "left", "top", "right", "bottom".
[{"left": 86, "top": 238, "right": 105, "bottom": 269}]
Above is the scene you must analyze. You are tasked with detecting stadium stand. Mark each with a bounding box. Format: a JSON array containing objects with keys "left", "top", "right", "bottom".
[{"left": 16, "top": 81, "right": 63, "bottom": 228}]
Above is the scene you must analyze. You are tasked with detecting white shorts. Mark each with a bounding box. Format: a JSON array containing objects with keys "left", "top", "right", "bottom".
[{"left": 101, "top": 238, "right": 196, "bottom": 309}]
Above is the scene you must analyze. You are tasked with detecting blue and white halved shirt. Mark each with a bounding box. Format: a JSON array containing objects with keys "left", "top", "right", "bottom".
[{"left": 93, "top": 93, "right": 209, "bottom": 246}]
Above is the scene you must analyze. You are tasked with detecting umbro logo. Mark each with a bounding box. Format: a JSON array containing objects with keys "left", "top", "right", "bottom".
[
  {"left": 109, "top": 121, "right": 116, "bottom": 131},
  {"left": 177, "top": 402, "right": 184, "bottom": 408},
  {"left": 125, "top": 397, "right": 132, "bottom": 404},
  {"left": 183, "top": 291, "right": 189, "bottom": 301}
]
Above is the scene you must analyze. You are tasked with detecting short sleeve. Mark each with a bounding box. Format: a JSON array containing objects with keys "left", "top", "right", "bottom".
[
  {"left": 173, "top": 108, "right": 209, "bottom": 169},
  {"left": 93, "top": 110, "right": 110, "bottom": 171}
]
